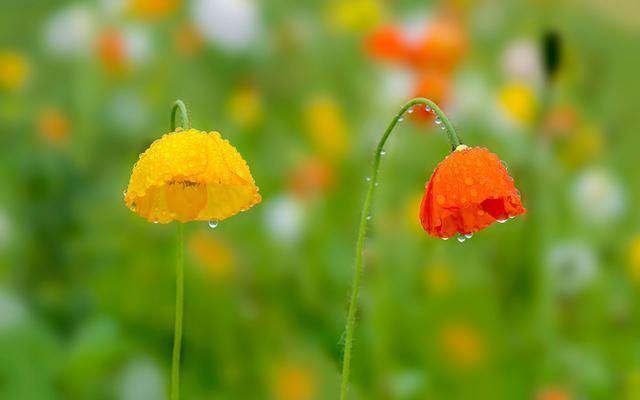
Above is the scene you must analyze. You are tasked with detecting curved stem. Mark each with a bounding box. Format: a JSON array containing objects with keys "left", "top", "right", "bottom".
[
  {"left": 339, "top": 98, "right": 461, "bottom": 400},
  {"left": 172, "top": 222, "right": 184, "bottom": 400},
  {"left": 171, "top": 99, "right": 191, "bottom": 131}
]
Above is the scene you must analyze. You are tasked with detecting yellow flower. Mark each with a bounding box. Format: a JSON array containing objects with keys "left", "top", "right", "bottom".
[
  {"left": 227, "top": 84, "right": 263, "bottom": 129},
  {"left": 0, "top": 50, "right": 30, "bottom": 91},
  {"left": 439, "top": 322, "right": 486, "bottom": 369},
  {"left": 628, "top": 236, "right": 640, "bottom": 284},
  {"left": 559, "top": 123, "right": 603, "bottom": 168},
  {"left": 304, "top": 96, "right": 349, "bottom": 161},
  {"left": 498, "top": 83, "right": 537, "bottom": 125},
  {"left": 124, "top": 128, "right": 261, "bottom": 223},
  {"left": 273, "top": 363, "right": 316, "bottom": 400},
  {"left": 404, "top": 192, "right": 424, "bottom": 233},
  {"left": 328, "top": 0, "right": 384, "bottom": 33},
  {"left": 129, "top": 0, "right": 179, "bottom": 17},
  {"left": 189, "top": 231, "right": 235, "bottom": 281}
]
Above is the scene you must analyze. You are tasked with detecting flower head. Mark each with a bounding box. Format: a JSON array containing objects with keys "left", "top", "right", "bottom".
[
  {"left": 124, "top": 128, "right": 261, "bottom": 223},
  {"left": 420, "top": 145, "right": 526, "bottom": 238}
]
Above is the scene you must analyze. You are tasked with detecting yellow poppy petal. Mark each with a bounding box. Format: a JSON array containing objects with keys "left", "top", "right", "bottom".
[{"left": 124, "top": 128, "right": 261, "bottom": 223}]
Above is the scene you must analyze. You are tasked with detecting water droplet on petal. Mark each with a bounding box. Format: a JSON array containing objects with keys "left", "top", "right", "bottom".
[
  {"left": 442, "top": 237, "right": 449, "bottom": 241},
  {"left": 208, "top": 220, "right": 219, "bottom": 228},
  {"left": 501, "top": 160, "right": 508, "bottom": 169},
  {"left": 497, "top": 218, "right": 508, "bottom": 223},
  {"left": 464, "top": 233, "right": 473, "bottom": 239},
  {"left": 435, "top": 117, "right": 442, "bottom": 125},
  {"left": 457, "top": 234, "right": 466, "bottom": 243},
  {"left": 153, "top": 220, "right": 159, "bottom": 224},
  {"left": 436, "top": 194, "right": 446, "bottom": 205}
]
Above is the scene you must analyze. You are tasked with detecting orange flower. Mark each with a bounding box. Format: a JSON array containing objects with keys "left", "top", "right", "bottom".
[
  {"left": 37, "top": 109, "right": 70, "bottom": 144},
  {"left": 365, "top": 25, "right": 408, "bottom": 63},
  {"left": 409, "top": 17, "right": 467, "bottom": 72},
  {"left": 420, "top": 145, "right": 526, "bottom": 238},
  {"left": 97, "top": 29, "right": 126, "bottom": 75},
  {"left": 410, "top": 71, "right": 451, "bottom": 121}
]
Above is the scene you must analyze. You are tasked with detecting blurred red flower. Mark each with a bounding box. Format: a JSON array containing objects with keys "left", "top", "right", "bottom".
[{"left": 420, "top": 146, "right": 526, "bottom": 238}]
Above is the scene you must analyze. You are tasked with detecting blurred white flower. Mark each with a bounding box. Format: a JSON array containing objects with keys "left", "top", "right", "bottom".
[
  {"left": 42, "top": 4, "right": 97, "bottom": 57},
  {"left": 501, "top": 39, "right": 543, "bottom": 87},
  {"left": 263, "top": 195, "right": 305, "bottom": 245},
  {"left": 546, "top": 241, "right": 597, "bottom": 296},
  {"left": 572, "top": 168, "right": 626, "bottom": 224},
  {"left": 117, "top": 357, "right": 166, "bottom": 400},
  {"left": 191, "top": 0, "right": 260, "bottom": 51},
  {"left": 108, "top": 91, "right": 149, "bottom": 132},
  {"left": 122, "top": 26, "right": 153, "bottom": 67},
  {"left": 0, "top": 289, "right": 28, "bottom": 332},
  {"left": 449, "top": 71, "right": 491, "bottom": 124},
  {"left": 378, "top": 67, "right": 413, "bottom": 108}
]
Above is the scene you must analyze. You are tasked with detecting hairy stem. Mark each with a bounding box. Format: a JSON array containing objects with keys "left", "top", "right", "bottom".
[{"left": 339, "top": 98, "right": 461, "bottom": 400}]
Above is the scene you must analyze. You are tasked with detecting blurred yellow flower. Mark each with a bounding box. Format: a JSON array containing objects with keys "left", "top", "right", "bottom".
[
  {"left": 559, "top": 123, "right": 603, "bottom": 168},
  {"left": 304, "top": 96, "right": 349, "bottom": 161},
  {"left": 328, "top": 0, "right": 384, "bottom": 33},
  {"left": 129, "top": 0, "right": 179, "bottom": 17},
  {"left": 37, "top": 109, "right": 70, "bottom": 144},
  {"left": 189, "top": 231, "right": 235, "bottom": 281},
  {"left": 227, "top": 84, "right": 263, "bottom": 129},
  {"left": 0, "top": 50, "right": 30, "bottom": 91},
  {"left": 423, "top": 262, "right": 453, "bottom": 295},
  {"left": 273, "top": 363, "right": 317, "bottom": 400},
  {"left": 124, "top": 128, "right": 261, "bottom": 223},
  {"left": 628, "top": 236, "right": 640, "bottom": 284},
  {"left": 404, "top": 192, "right": 424, "bottom": 233},
  {"left": 439, "top": 322, "right": 486, "bottom": 369},
  {"left": 498, "top": 83, "right": 537, "bottom": 125}
]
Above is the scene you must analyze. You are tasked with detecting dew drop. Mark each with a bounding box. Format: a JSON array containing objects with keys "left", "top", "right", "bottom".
[
  {"left": 436, "top": 194, "right": 446, "bottom": 205},
  {"left": 208, "top": 220, "right": 219, "bottom": 229},
  {"left": 442, "top": 237, "right": 449, "bottom": 241},
  {"left": 435, "top": 117, "right": 442, "bottom": 125},
  {"left": 365, "top": 176, "right": 371, "bottom": 182},
  {"left": 407, "top": 107, "right": 414, "bottom": 114},
  {"left": 464, "top": 233, "right": 473, "bottom": 239},
  {"left": 425, "top": 105, "right": 432, "bottom": 112},
  {"left": 398, "top": 117, "right": 404, "bottom": 122},
  {"left": 366, "top": 214, "right": 372, "bottom": 220},
  {"left": 153, "top": 220, "right": 159, "bottom": 224},
  {"left": 380, "top": 150, "right": 386, "bottom": 156},
  {"left": 501, "top": 160, "right": 508, "bottom": 170},
  {"left": 456, "top": 234, "right": 466, "bottom": 243},
  {"left": 496, "top": 218, "right": 508, "bottom": 223}
]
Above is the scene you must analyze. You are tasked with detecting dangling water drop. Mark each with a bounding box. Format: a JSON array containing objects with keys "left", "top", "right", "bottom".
[
  {"left": 380, "top": 150, "right": 386, "bottom": 156},
  {"left": 407, "top": 107, "right": 414, "bottom": 114},
  {"left": 435, "top": 117, "right": 442, "bottom": 125},
  {"left": 425, "top": 105, "right": 432, "bottom": 112},
  {"left": 501, "top": 160, "right": 508, "bottom": 170},
  {"left": 153, "top": 220, "right": 159, "bottom": 224},
  {"left": 456, "top": 234, "right": 466, "bottom": 243},
  {"left": 398, "top": 117, "right": 404, "bottom": 122},
  {"left": 367, "top": 214, "right": 372, "bottom": 220},
  {"left": 208, "top": 220, "right": 219, "bottom": 229},
  {"left": 496, "top": 218, "right": 508, "bottom": 223},
  {"left": 365, "top": 176, "right": 371, "bottom": 182},
  {"left": 440, "top": 124, "right": 446, "bottom": 130},
  {"left": 464, "top": 233, "right": 473, "bottom": 239},
  {"left": 442, "top": 237, "right": 449, "bottom": 241}
]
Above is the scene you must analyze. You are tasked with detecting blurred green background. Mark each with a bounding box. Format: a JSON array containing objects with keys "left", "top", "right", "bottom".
[{"left": 1, "top": 0, "right": 640, "bottom": 399}]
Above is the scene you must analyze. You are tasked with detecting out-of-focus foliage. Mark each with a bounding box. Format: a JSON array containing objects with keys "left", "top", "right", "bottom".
[{"left": 1, "top": 0, "right": 639, "bottom": 399}]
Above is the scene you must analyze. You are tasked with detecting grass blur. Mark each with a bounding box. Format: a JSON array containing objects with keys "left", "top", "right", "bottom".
[{"left": 1, "top": 0, "right": 640, "bottom": 399}]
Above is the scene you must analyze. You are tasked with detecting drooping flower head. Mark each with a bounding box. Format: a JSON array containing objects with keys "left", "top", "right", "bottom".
[
  {"left": 420, "top": 145, "right": 526, "bottom": 238},
  {"left": 124, "top": 128, "right": 261, "bottom": 223}
]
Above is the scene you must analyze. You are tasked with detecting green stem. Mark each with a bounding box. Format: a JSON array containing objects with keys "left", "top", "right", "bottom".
[
  {"left": 339, "top": 98, "right": 461, "bottom": 400},
  {"left": 172, "top": 222, "right": 184, "bottom": 400},
  {"left": 171, "top": 99, "right": 191, "bottom": 131}
]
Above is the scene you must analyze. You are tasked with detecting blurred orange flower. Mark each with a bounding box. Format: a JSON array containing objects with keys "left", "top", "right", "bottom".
[
  {"left": 365, "top": 25, "right": 408, "bottom": 62},
  {"left": 174, "top": 24, "right": 204, "bottom": 56},
  {"left": 0, "top": 50, "right": 30, "bottom": 91},
  {"left": 439, "top": 322, "right": 486, "bottom": 369},
  {"left": 536, "top": 387, "right": 572, "bottom": 400},
  {"left": 189, "top": 231, "right": 235, "bottom": 281},
  {"left": 97, "top": 30, "right": 127, "bottom": 76},
  {"left": 37, "top": 109, "right": 70, "bottom": 144},
  {"left": 227, "top": 83, "right": 263, "bottom": 129},
  {"left": 273, "top": 363, "right": 317, "bottom": 400},
  {"left": 420, "top": 146, "right": 526, "bottom": 239},
  {"left": 288, "top": 158, "right": 335, "bottom": 200},
  {"left": 129, "top": 0, "right": 179, "bottom": 18},
  {"left": 124, "top": 128, "right": 261, "bottom": 223},
  {"left": 410, "top": 71, "right": 451, "bottom": 121}
]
